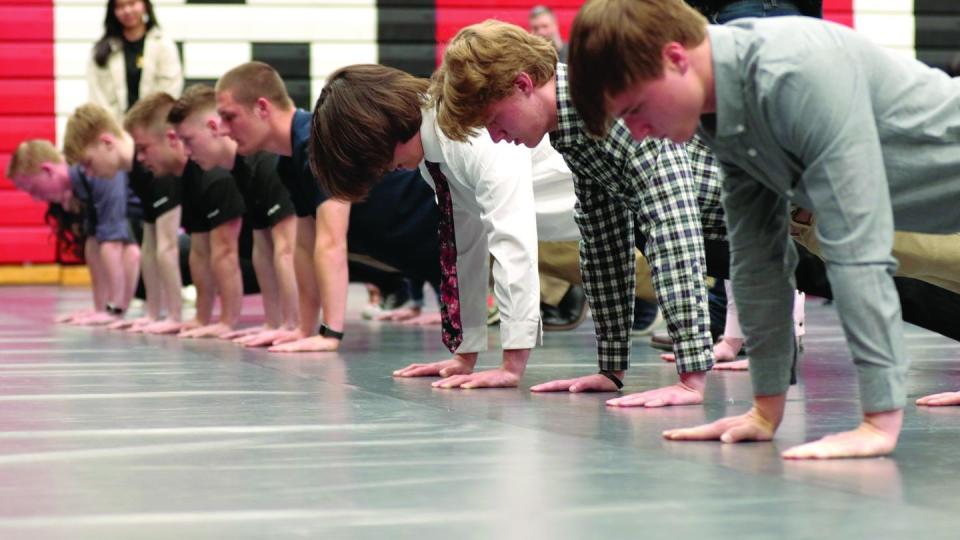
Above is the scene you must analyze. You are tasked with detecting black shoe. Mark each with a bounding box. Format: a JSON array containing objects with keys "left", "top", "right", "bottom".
[
  {"left": 542, "top": 285, "right": 587, "bottom": 331},
  {"left": 632, "top": 297, "right": 663, "bottom": 335},
  {"left": 649, "top": 331, "right": 673, "bottom": 351}
]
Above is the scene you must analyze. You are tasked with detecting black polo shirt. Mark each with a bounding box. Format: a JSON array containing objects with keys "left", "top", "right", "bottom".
[
  {"left": 232, "top": 152, "right": 296, "bottom": 230},
  {"left": 180, "top": 160, "right": 246, "bottom": 234}
]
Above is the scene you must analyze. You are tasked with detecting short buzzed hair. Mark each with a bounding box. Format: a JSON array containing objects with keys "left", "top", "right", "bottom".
[
  {"left": 124, "top": 91, "right": 176, "bottom": 134},
  {"left": 168, "top": 84, "right": 216, "bottom": 125},
  {"left": 63, "top": 103, "right": 123, "bottom": 164},
  {"left": 216, "top": 61, "right": 294, "bottom": 110},
  {"left": 7, "top": 139, "right": 63, "bottom": 179},
  {"left": 568, "top": 0, "right": 708, "bottom": 136}
]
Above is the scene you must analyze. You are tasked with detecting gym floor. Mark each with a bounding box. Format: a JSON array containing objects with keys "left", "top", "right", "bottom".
[{"left": 0, "top": 286, "right": 958, "bottom": 539}]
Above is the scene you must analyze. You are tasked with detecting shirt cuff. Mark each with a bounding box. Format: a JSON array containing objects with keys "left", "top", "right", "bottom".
[
  {"left": 672, "top": 338, "right": 714, "bottom": 374},
  {"left": 597, "top": 339, "right": 630, "bottom": 372},
  {"left": 499, "top": 319, "right": 542, "bottom": 350},
  {"left": 456, "top": 324, "right": 489, "bottom": 354}
]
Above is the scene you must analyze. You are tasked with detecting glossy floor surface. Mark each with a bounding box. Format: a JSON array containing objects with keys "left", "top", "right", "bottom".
[{"left": 1, "top": 286, "right": 959, "bottom": 539}]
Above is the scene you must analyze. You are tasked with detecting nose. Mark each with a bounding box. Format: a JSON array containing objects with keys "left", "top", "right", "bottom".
[
  {"left": 626, "top": 119, "right": 653, "bottom": 141},
  {"left": 488, "top": 129, "right": 506, "bottom": 144}
]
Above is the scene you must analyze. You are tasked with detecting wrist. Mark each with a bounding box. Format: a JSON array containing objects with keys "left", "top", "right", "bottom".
[
  {"left": 501, "top": 349, "right": 530, "bottom": 375},
  {"left": 318, "top": 324, "right": 344, "bottom": 340},
  {"left": 105, "top": 303, "right": 124, "bottom": 316},
  {"left": 454, "top": 352, "right": 479, "bottom": 368},
  {"left": 678, "top": 370, "right": 707, "bottom": 394}
]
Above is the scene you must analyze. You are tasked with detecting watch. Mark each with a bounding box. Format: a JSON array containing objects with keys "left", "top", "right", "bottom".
[
  {"left": 318, "top": 324, "right": 344, "bottom": 340},
  {"left": 105, "top": 303, "right": 125, "bottom": 316}
]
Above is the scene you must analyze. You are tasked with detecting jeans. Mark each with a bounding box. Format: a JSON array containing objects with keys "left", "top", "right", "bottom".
[{"left": 714, "top": 0, "right": 801, "bottom": 24}]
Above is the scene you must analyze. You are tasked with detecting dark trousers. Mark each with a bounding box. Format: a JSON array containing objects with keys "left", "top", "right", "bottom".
[{"left": 704, "top": 239, "right": 960, "bottom": 342}]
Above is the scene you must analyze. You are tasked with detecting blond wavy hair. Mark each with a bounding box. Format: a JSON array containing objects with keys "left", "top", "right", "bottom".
[
  {"left": 63, "top": 103, "right": 123, "bottom": 164},
  {"left": 431, "top": 20, "right": 558, "bottom": 142},
  {"left": 7, "top": 139, "right": 62, "bottom": 179}
]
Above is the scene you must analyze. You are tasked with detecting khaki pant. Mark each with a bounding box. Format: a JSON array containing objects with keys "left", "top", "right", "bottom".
[
  {"left": 538, "top": 241, "right": 657, "bottom": 306},
  {"left": 791, "top": 210, "right": 960, "bottom": 295}
]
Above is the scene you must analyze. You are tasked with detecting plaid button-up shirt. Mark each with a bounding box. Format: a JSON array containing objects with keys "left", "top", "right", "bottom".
[{"left": 549, "top": 63, "right": 727, "bottom": 374}]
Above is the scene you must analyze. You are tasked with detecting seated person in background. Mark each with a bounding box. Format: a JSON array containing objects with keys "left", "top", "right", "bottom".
[
  {"left": 169, "top": 84, "right": 300, "bottom": 347},
  {"left": 8, "top": 139, "right": 141, "bottom": 325}
]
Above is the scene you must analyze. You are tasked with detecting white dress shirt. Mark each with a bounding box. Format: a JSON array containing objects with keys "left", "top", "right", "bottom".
[
  {"left": 531, "top": 137, "right": 580, "bottom": 242},
  {"left": 418, "top": 107, "right": 542, "bottom": 353}
]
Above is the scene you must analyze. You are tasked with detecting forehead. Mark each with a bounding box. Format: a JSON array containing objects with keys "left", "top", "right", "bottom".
[
  {"left": 130, "top": 126, "right": 163, "bottom": 145},
  {"left": 216, "top": 90, "right": 244, "bottom": 111},
  {"left": 530, "top": 13, "right": 555, "bottom": 24}
]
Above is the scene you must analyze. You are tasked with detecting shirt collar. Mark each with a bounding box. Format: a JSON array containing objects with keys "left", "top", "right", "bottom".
[
  {"left": 705, "top": 24, "right": 748, "bottom": 139},
  {"left": 418, "top": 106, "right": 445, "bottom": 164},
  {"left": 549, "top": 63, "right": 584, "bottom": 150}
]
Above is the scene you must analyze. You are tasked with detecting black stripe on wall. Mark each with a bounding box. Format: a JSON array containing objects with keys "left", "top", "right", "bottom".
[
  {"left": 377, "top": 0, "right": 436, "bottom": 78},
  {"left": 915, "top": 1, "right": 960, "bottom": 74},
  {"left": 252, "top": 42, "right": 312, "bottom": 109}
]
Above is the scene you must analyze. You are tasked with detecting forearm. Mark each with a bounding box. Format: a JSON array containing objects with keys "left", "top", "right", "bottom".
[
  {"left": 315, "top": 241, "right": 348, "bottom": 332},
  {"left": 85, "top": 237, "right": 107, "bottom": 311},
  {"left": 274, "top": 249, "right": 299, "bottom": 327},
  {"left": 189, "top": 248, "right": 215, "bottom": 325},
  {"left": 98, "top": 241, "right": 126, "bottom": 308},
  {"left": 211, "top": 246, "right": 242, "bottom": 327},
  {"left": 294, "top": 241, "right": 319, "bottom": 335},
  {"left": 156, "top": 236, "right": 183, "bottom": 321}
]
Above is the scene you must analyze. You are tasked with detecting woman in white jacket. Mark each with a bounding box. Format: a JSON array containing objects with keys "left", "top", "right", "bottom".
[{"left": 86, "top": 0, "right": 183, "bottom": 123}]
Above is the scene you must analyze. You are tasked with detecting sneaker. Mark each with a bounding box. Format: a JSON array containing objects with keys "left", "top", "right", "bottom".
[
  {"left": 487, "top": 294, "right": 500, "bottom": 325},
  {"left": 649, "top": 331, "right": 673, "bottom": 351},
  {"left": 632, "top": 297, "right": 664, "bottom": 336}
]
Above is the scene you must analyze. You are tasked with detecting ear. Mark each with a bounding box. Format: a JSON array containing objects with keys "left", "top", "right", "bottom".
[
  {"left": 207, "top": 117, "right": 220, "bottom": 134},
  {"left": 255, "top": 97, "right": 271, "bottom": 118},
  {"left": 514, "top": 72, "right": 536, "bottom": 95},
  {"left": 99, "top": 132, "right": 115, "bottom": 149},
  {"left": 165, "top": 128, "right": 180, "bottom": 146},
  {"left": 662, "top": 42, "right": 689, "bottom": 75}
]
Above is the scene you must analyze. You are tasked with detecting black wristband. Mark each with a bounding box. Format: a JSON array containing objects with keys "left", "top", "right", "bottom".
[
  {"left": 105, "top": 303, "right": 124, "bottom": 316},
  {"left": 598, "top": 370, "right": 624, "bottom": 390},
  {"left": 318, "top": 324, "right": 344, "bottom": 340}
]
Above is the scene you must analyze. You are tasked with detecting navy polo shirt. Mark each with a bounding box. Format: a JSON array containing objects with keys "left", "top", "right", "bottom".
[{"left": 276, "top": 109, "right": 325, "bottom": 218}]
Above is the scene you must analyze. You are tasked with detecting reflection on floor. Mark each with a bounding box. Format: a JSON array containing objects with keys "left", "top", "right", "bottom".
[{"left": 0, "top": 286, "right": 958, "bottom": 539}]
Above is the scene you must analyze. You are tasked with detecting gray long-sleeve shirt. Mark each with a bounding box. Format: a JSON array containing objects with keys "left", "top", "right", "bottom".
[{"left": 699, "top": 18, "right": 960, "bottom": 411}]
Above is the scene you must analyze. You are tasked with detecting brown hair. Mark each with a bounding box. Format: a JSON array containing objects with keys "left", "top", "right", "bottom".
[
  {"left": 310, "top": 64, "right": 429, "bottom": 202},
  {"left": 216, "top": 61, "right": 294, "bottom": 110},
  {"left": 168, "top": 83, "right": 216, "bottom": 125},
  {"left": 568, "top": 0, "right": 708, "bottom": 136},
  {"left": 63, "top": 103, "right": 123, "bottom": 164},
  {"left": 431, "top": 20, "right": 558, "bottom": 142},
  {"left": 123, "top": 91, "right": 176, "bottom": 134},
  {"left": 7, "top": 139, "right": 63, "bottom": 179}
]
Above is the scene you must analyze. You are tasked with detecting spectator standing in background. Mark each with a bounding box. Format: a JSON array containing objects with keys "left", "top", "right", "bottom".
[
  {"left": 529, "top": 5, "right": 568, "bottom": 62},
  {"left": 87, "top": 0, "right": 183, "bottom": 123}
]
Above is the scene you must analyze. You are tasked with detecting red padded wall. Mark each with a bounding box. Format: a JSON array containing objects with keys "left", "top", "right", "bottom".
[{"left": 0, "top": 1, "right": 56, "bottom": 264}]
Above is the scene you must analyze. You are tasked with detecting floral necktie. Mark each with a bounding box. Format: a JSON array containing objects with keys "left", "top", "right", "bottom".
[{"left": 425, "top": 160, "right": 463, "bottom": 353}]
